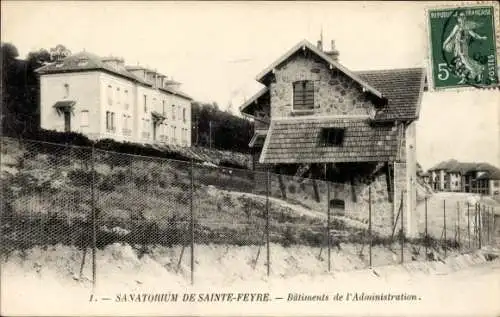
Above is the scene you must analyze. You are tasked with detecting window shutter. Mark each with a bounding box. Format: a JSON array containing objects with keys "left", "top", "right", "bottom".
[{"left": 293, "top": 80, "right": 314, "bottom": 110}]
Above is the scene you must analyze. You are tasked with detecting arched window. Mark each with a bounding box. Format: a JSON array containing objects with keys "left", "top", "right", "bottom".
[{"left": 182, "top": 108, "right": 186, "bottom": 123}]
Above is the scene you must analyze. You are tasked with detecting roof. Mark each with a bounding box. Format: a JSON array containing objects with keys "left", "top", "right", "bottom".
[
  {"left": 240, "top": 67, "right": 424, "bottom": 121},
  {"left": 239, "top": 87, "right": 269, "bottom": 115},
  {"left": 53, "top": 100, "right": 76, "bottom": 108},
  {"left": 159, "top": 86, "right": 193, "bottom": 101},
  {"left": 429, "top": 160, "right": 500, "bottom": 178},
  {"left": 259, "top": 116, "right": 399, "bottom": 164},
  {"left": 356, "top": 68, "right": 425, "bottom": 121},
  {"left": 36, "top": 52, "right": 193, "bottom": 101},
  {"left": 248, "top": 130, "right": 267, "bottom": 148},
  {"left": 36, "top": 51, "right": 149, "bottom": 85},
  {"left": 256, "top": 40, "right": 384, "bottom": 99}
]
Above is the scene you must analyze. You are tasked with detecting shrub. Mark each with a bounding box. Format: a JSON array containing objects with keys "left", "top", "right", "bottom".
[
  {"left": 68, "top": 169, "right": 93, "bottom": 186},
  {"left": 282, "top": 225, "right": 298, "bottom": 247}
]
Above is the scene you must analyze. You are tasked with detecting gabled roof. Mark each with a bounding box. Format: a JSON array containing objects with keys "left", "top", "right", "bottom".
[
  {"left": 356, "top": 68, "right": 425, "bottom": 121},
  {"left": 256, "top": 39, "right": 384, "bottom": 99},
  {"left": 429, "top": 160, "right": 500, "bottom": 178},
  {"left": 36, "top": 51, "right": 150, "bottom": 85},
  {"left": 259, "top": 116, "right": 399, "bottom": 164},
  {"left": 36, "top": 51, "right": 193, "bottom": 101},
  {"left": 239, "top": 87, "right": 269, "bottom": 115}
]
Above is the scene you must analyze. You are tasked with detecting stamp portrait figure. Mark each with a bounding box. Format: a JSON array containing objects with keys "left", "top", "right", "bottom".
[{"left": 442, "top": 11, "right": 488, "bottom": 84}]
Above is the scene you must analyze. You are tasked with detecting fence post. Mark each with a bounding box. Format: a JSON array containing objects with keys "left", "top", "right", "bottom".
[
  {"left": 467, "top": 202, "right": 470, "bottom": 249},
  {"left": 493, "top": 208, "right": 496, "bottom": 244},
  {"left": 400, "top": 190, "right": 404, "bottom": 264},
  {"left": 486, "top": 206, "right": 490, "bottom": 245},
  {"left": 90, "top": 143, "right": 96, "bottom": 290},
  {"left": 456, "top": 201, "right": 460, "bottom": 248},
  {"left": 327, "top": 181, "right": 331, "bottom": 272},
  {"left": 443, "top": 200, "right": 447, "bottom": 258},
  {"left": 368, "top": 185, "right": 372, "bottom": 268},
  {"left": 478, "top": 204, "right": 482, "bottom": 249},
  {"left": 425, "top": 197, "right": 428, "bottom": 259},
  {"left": 190, "top": 159, "right": 195, "bottom": 285},
  {"left": 266, "top": 171, "right": 270, "bottom": 277}
]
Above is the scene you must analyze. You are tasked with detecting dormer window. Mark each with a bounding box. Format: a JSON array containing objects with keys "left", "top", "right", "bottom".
[
  {"left": 293, "top": 80, "right": 314, "bottom": 111},
  {"left": 319, "top": 128, "right": 345, "bottom": 147}
]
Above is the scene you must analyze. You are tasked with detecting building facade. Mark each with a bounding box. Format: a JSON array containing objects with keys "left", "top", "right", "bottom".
[
  {"left": 428, "top": 159, "right": 500, "bottom": 196},
  {"left": 240, "top": 39, "right": 425, "bottom": 237},
  {"left": 36, "top": 52, "right": 192, "bottom": 147}
]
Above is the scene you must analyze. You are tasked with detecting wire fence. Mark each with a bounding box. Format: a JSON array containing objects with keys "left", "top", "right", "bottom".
[{"left": 1, "top": 136, "right": 498, "bottom": 286}]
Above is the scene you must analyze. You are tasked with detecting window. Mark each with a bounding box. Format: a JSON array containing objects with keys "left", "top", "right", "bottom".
[
  {"left": 494, "top": 180, "right": 500, "bottom": 187},
  {"left": 123, "top": 114, "right": 128, "bottom": 130},
  {"left": 107, "top": 85, "right": 113, "bottom": 105},
  {"left": 143, "top": 94, "right": 147, "bottom": 112},
  {"left": 80, "top": 110, "right": 89, "bottom": 127},
  {"left": 293, "top": 80, "right": 314, "bottom": 111},
  {"left": 116, "top": 87, "right": 121, "bottom": 104},
  {"left": 124, "top": 90, "right": 129, "bottom": 110},
  {"left": 162, "top": 100, "right": 166, "bottom": 115},
  {"left": 319, "top": 128, "right": 345, "bottom": 146},
  {"left": 63, "top": 84, "right": 69, "bottom": 99},
  {"left": 182, "top": 108, "right": 186, "bottom": 123},
  {"left": 106, "top": 111, "right": 115, "bottom": 131},
  {"left": 329, "top": 199, "right": 345, "bottom": 216},
  {"left": 172, "top": 105, "right": 176, "bottom": 120}
]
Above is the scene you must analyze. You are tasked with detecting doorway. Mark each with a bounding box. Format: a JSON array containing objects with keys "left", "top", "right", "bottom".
[{"left": 64, "top": 111, "right": 71, "bottom": 132}]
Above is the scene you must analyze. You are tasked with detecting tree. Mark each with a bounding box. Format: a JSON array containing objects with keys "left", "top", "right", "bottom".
[
  {"left": 1, "top": 43, "right": 72, "bottom": 137},
  {"left": 191, "top": 101, "right": 254, "bottom": 153}
]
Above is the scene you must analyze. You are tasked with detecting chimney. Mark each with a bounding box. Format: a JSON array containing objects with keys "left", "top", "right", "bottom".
[
  {"left": 325, "top": 40, "right": 339, "bottom": 62},
  {"left": 317, "top": 40, "right": 323, "bottom": 51}
]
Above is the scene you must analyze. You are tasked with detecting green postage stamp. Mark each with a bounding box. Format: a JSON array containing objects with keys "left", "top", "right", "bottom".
[{"left": 428, "top": 5, "right": 498, "bottom": 89}]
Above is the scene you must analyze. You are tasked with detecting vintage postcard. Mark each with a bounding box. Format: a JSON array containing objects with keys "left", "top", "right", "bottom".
[{"left": 1, "top": 1, "right": 499, "bottom": 316}]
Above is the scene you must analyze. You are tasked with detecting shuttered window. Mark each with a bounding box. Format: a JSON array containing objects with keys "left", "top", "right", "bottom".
[{"left": 293, "top": 80, "right": 314, "bottom": 111}]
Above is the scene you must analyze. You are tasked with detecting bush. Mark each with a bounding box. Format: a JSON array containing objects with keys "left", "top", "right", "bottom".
[
  {"left": 282, "top": 225, "right": 298, "bottom": 247},
  {"left": 68, "top": 169, "right": 93, "bottom": 186}
]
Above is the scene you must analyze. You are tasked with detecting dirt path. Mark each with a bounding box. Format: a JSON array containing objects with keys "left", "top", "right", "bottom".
[{"left": 209, "top": 188, "right": 371, "bottom": 232}]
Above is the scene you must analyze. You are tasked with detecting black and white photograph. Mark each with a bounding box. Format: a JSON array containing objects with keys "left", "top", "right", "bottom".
[{"left": 1, "top": 1, "right": 499, "bottom": 316}]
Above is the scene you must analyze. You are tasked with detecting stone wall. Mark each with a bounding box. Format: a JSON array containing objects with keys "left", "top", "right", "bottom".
[
  {"left": 270, "top": 54, "right": 376, "bottom": 118},
  {"left": 340, "top": 172, "right": 394, "bottom": 235},
  {"left": 264, "top": 163, "right": 395, "bottom": 236}
]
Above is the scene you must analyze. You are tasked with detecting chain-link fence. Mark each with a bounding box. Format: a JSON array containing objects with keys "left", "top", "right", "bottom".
[{"left": 1, "top": 136, "right": 498, "bottom": 286}]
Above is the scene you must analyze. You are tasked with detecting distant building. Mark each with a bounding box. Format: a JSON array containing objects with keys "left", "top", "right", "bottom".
[
  {"left": 36, "top": 52, "right": 193, "bottom": 147},
  {"left": 428, "top": 159, "right": 500, "bottom": 196}
]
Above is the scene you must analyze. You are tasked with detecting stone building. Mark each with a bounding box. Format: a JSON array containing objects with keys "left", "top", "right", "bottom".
[
  {"left": 240, "top": 39, "right": 426, "bottom": 237},
  {"left": 36, "top": 51, "right": 193, "bottom": 146}
]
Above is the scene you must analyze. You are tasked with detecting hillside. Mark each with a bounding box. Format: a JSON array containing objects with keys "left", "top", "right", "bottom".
[
  {"left": 1, "top": 137, "right": 380, "bottom": 254},
  {"left": 3, "top": 136, "right": 496, "bottom": 273}
]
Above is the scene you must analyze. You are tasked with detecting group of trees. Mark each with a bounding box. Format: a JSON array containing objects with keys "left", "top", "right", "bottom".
[
  {"left": 1, "top": 43, "right": 70, "bottom": 137},
  {"left": 190, "top": 102, "right": 254, "bottom": 153},
  {"left": 1, "top": 42, "right": 254, "bottom": 153}
]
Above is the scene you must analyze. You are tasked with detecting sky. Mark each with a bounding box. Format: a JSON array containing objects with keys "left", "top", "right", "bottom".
[{"left": 2, "top": 1, "right": 499, "bottom": 170}]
